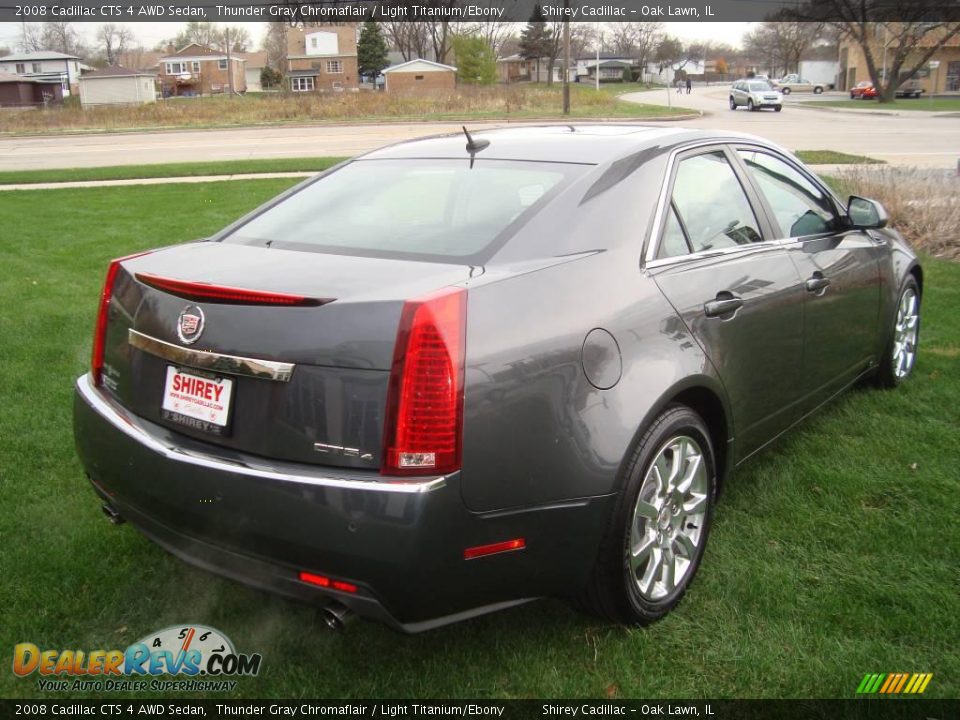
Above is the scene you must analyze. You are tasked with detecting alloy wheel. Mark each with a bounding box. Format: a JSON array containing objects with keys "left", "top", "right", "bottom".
[
  {"left": 628, "top": 435, "right": 709, "bottom": 601},
  {"left": 892, "top": 287, "right": 919, "bottom": 379}
]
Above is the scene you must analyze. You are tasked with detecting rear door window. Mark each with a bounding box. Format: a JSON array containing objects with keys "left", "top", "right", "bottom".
[{"left": 669, "top": 151, "right": 763, "bottom": 254}]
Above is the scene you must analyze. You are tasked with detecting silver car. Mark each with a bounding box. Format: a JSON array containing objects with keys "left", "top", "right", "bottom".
[{"left": 730, "top": 80, "right": 783, "bottom": 112}]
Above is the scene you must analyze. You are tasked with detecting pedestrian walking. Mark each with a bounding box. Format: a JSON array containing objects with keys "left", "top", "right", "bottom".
[{"left": 686, "top": 77, "right": 692, "bottom": 94}]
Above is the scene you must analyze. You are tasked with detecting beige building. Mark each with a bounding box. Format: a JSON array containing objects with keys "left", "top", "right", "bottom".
[
  {"left": 838, "top": 26, "right": 960, "bottom": 93},
  {"left": 158, "top": 43, "right": 246, "bottom": 97},
  {"left": 383, "top": 59, "right": 457, "bottom": 93},
  {"left": 285, "top": 25, "right": 359, "bottom": 92},
  {"left": 79, "top": 67, "right": 156, "bottom": 107}
]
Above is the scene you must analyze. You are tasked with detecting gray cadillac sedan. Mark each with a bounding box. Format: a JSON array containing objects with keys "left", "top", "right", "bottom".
[{"left": 74, "top": 126, "right": 922, "bottom": 632}]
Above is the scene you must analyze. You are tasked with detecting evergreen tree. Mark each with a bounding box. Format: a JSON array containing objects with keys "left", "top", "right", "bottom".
[
  {"left": 452, "top": 35, "right": 497, "bottom": 85},
  {"left": 357, "top": 21, "right": 390, "bottom": 81},
  {"left": 518, "top": 7, "right": 553, "bottom": 81}
]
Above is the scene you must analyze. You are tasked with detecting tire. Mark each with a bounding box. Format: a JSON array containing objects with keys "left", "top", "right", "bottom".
[
  {"left": 876, "top": 276, "right": 921, "bottom": 388},
  {"left": 814, "top": 86, "right": 824, "bottom": 94},
  {"left": 781, "top": 87, "right": 791, "bottom": 95},
  {"left": 578, "top": 406, "right": 717, "bottom": 625},
  {"left": 774, "top": 105, "right": 782, "bottom": 112},
  {"left": 850, "top": 92, "right": 856, "bottom": 99},
  {"left": 747, "top": 99, "right": 755, "bottom": 111},
  {"left": 729, "top": 96, "right": 737, "bottom": 110}
]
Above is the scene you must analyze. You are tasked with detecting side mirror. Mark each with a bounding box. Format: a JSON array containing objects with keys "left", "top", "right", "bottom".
[{"left": 847, "top": 196, "right": 889, "bottom": 229}]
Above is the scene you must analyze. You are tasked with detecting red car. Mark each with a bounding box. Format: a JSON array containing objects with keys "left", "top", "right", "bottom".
[{"left": 850, "top": 81, "right": 878, "bottom": 99}]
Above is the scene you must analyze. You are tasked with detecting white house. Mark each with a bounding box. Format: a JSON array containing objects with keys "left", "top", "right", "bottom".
[
  {"left": 643, "top": 59, "right": 706, "bottom": 86},
  {"left": 79, "top": 67, "right": 156, "bottom": 107},
  {"left": 0, "top": 51, "right": 82, "bottom": 96}
]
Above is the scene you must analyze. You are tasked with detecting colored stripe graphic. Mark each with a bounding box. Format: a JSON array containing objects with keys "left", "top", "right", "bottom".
[{"left": 857, "top": 673, "right": 932, "bottom": 695}]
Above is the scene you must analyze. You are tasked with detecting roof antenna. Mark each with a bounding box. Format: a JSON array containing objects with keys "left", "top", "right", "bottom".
[{"left": 462, "top": 126, "right": 490, "bottom": 168}]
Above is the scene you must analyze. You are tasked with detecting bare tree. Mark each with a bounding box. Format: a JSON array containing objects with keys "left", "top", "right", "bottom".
[
  {"left": 385, "top": 22, "right": 431, "bottom": 61},
  {"left": 20, "top": 23, "right": 46, "bottom": 52},
  {"left": 97, "top": 23, "right": 136, "bottom": 66},
  {"left": 790, "top": 1, "right": 960, "bottom": 101},
  {"left": 41, "top": 22, "right": 85, "bottom": 56},
  {"left": 463, "top": 20, "right": 512, "bottom": 58},
  {"left": 263, "top": 22, "right": 288, "bottom": 73},
  {"left": 744, "top": 22, "right": 823, "bottom": 78}
]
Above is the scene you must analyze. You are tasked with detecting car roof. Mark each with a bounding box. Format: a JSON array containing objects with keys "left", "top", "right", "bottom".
[{"left": 361, "top": 124, "right": 717, "bottom": 165}]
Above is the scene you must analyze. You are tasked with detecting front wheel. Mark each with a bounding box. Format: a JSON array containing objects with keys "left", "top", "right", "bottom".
[
  {"left": 876, "top": 277, "right": 920, "bottom": 387},
  {"left": 814, "top": 86, "right": 824, "bottom": 94},
  {"left": 578, "top": 406, "right": 716, "bottom": 624},
  {"left": 774, "top": 105, "right": 782, "bottom": 112},
  {"left": 781, "top": 87, "right": 791, "bottom": 95},
  {"left": 747, "top": 99, "right": 755, "bottom": 111},
  {"left": 729, "top": 96, "right": 737, "bottom": 110}
]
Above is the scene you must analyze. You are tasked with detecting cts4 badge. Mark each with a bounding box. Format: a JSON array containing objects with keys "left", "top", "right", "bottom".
[{"left": 177, "top": 305, "right": 205, "bottom": 345}]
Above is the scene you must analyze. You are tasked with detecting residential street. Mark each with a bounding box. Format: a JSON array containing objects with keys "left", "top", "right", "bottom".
[{"left": 1, "top": 86, "right": 956, "bottom": 170}]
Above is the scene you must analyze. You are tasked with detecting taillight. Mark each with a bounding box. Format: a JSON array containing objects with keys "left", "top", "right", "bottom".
[
  {"left": 91, "top": 252, "right": 152, "bottom": 386},
  {"left": 382, "top": 287, "right": 466, "bottom": 476}
]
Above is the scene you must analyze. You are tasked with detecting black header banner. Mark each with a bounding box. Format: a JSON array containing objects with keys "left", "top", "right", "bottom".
[
  {"left": 1, "top": 700, "right": 960, "bottom": 720},
  {"left": 2, "top": 0, "right": 960, "bottom": 23}
]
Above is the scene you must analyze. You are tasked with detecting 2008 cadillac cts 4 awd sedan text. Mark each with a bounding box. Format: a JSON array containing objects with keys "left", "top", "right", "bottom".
[{"left": 74, "top": 126, "right": 922, "bottom": 632}]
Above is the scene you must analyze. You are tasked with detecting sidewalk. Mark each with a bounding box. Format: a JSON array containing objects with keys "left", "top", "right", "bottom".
[{"left": 0, "top": 171, "right": 314, "bottom": 192}]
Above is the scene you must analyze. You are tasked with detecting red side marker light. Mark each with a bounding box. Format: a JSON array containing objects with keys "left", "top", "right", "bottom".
[
  {"left": 298, "top": 571, "right": 330, "bottom": 588},
  {"left": 298, "top": 571, "right": 358, "bottom": 594},
  {"left": 463, "top": 538, "right": 526, "bottom": 561}
]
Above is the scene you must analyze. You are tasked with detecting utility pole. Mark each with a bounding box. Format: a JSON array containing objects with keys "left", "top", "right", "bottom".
[
  {"left": 562, "top": 1, "right": 570, "bottom": 115},
  {"left": 595, "top": 29, "right": 601, "bottom": 92},
  {"left": 225, "top": 26, "right": 234, "bottom": 97}
]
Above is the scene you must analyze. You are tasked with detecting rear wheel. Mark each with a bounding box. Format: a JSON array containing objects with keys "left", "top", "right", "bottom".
[
  {"left": 814, "top": 86, "right": 824, "bottom": 94},
  {"left": 578, "top": 406, "right": 716, "bottom": 624},
  {"left": 876, "top": 277, "right": 920, "bottom": 387},
  {"left": 729, "top": 96, "right": 737, "bottom": 110}
]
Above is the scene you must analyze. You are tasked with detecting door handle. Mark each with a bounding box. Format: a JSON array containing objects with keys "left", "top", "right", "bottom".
[
  {"left": 704, "top": 294, "right": 743, "bottom": 318},
  {"left": 805, "top": 273, "right": 831, "bottom": 294}
]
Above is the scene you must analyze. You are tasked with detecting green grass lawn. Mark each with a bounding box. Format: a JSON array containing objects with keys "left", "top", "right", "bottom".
[
  {"left": 794, "top": 150, "right": 885, "bottom": 165},
  {"left": 1, "top": 180, "right": 957, "bottom": 700},
  {"left": 0, "top": 158, "right": 346, "bottom": 185},
  {"left": 815, "top": 98, "right": 960, "bottom": 112}
]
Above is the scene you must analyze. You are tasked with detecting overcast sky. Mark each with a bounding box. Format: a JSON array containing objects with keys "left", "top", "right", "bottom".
[{"left": 0, "top": 21, "right": 753, "bottom": 55}]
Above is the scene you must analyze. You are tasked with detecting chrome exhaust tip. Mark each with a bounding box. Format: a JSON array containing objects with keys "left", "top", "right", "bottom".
[
  {"left": 101, "top": 503, "right": 125, "bottom": 525},
  {"left": 321, "top": 601, "right": 353, "bottom": 631}
]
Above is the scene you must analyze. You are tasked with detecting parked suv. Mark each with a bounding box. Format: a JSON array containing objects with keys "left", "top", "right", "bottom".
[{"left": 895, "top": 78, "right": 923, "bottom": 98}]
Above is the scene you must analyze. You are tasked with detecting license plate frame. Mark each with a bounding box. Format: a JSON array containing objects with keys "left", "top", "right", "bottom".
[{"left": 161, "top": 365, "right": 234, "bottom": 436}]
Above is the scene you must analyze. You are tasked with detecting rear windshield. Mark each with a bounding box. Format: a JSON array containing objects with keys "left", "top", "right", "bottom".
[{"left": 221, "top": 158, "right": 585, "bottom": 262}]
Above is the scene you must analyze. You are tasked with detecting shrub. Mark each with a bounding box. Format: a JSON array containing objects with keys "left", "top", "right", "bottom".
[{"left": 835, "top": 166, "right": 960, "bottom": 259}]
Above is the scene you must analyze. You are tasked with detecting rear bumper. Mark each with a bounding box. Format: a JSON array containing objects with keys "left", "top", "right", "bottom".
[{"left": 73, "top": 374, "right": 613, "bottom": 632}]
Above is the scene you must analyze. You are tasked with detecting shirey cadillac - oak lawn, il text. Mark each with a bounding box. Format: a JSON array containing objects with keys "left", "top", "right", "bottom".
[{"left": 74, "top": 126, "right": 921, "bottom": 632}]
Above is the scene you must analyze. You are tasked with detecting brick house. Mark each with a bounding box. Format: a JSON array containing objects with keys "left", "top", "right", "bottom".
[
  {"left": 383, "top": 59, "right": 457, "bottom": 93},
  {"left": 838, "top": 26, "right": 960, "bottom": 93},
  {"left": 158, "top": 43, "right": 246, "bottom": 97},
  {"left": 285, "top": 25, "right": 359, "bottom": 92}
]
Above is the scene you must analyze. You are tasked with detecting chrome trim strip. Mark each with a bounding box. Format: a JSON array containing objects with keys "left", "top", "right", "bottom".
[
  {"left": 76, "top": 374, "right": 446, "bottom": 495},
  {"left": 129, "top": 329, "right": 295, "bottom": 383}
]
